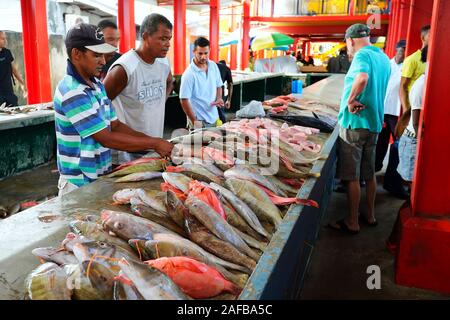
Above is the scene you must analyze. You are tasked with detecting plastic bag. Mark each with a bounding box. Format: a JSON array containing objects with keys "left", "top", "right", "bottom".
[{"left": 236, "top": 100, "right": 265, "bottom": 119}]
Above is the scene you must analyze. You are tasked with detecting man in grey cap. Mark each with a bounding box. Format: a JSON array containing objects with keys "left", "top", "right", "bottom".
[
  {"left": 329, "top": 23, "right": 390, "bottom": 234},
  {"left": 54, "top": 23, "right": 173, "bottom": 196}
]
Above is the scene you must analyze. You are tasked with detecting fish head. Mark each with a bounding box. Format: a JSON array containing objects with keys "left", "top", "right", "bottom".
[{"left": 73, "top": 240, "right": 116, "bottom": 264}]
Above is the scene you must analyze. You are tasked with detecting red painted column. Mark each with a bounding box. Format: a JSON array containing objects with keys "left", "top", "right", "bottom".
[
  {"left": 405, "top": 0, "right": 433, "bottom": 56},
  {"left": 411, "top": 1, "right": 450, "bottom": 216},
  {"left": 20, "top": 0, "right": 52, "bottom": 104},
  {"left": 174, "top": 0, "right": 187, "bottom": 75},
  {"left": 385, "top": 0, "right": 398, "bottom": 57},
  {"left": 397, "top": 0, "right": 411, "bottom": 43},
  {"left": 395, "top": 0, "right": 450, "bottom": 295},
  {"left": 240, "top": 0, "right": 250, "bottom": 70},
  {"left": 209, "top": 0, "right": 220, "bottom": 62},
  {"left": 118, "top": 0, "right": 135, "bottom": 53},
  {"left": 348, "top": 0, "right": 356, "bottom": 15},
  {"left": 229, "top": 5, "right": 237, "bottom": 70}
]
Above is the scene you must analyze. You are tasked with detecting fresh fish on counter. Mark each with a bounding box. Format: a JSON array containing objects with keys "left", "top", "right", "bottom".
[
  {"left": 230, "top": 226, "right": 267, "bottom": 252},
  {"left": 269, "top": 113, "right": 334, "bottom": 133},
  {"left": 224, "top": 165, "right": 287, "bottom": 197},
  {"left": 25, "top": 262, "right": 71, "bottom": 300},
  {"left": 32, "top": 247, "right": 79, "bottom": 266},
  {"left": 113, "top": 276, "right": 144, "bottom": 300},
  {"left": 135, "top": 189, "right": 167, "bottom": 213},
  {"left": 69, "top": 220, "right": 134, "bottom": 254},
  {"left": 224, "top": 178, "right": 283, "bottom": 228},
  {"left": 183, "top": 204, "right": 257, "bottom": 271},
  {"left": 118, "top": 258, "right": 190, "bottom": 300},
  {"left": 115, "top": 172, "right": 163, "bottom": 183},
  {"left": 162, "top": 172, "right": 193, "bottom": 193},
  {"left": 63, "top": 264, "right": 111, "bottom": 300},
  {"left": 165, "top": 190, "right": 188, "bottom": 228},
  {"left": 137, "top": 233, "right": 250, "bottom": 275},
  {"left": 145, "top": 257, "right": 241, "bottom": 299},
  {"left": 185, "top": 195, "right": 260, "bottom": 262},
  {"left": 112, "top": 188, "right": 141, "bottom": 204},
  {"left": 166, "top": 164, "right": 223, "bottom": 184},
  {"left": 107, "top": 158, "right": 167, "bottom": 178},
  {"left": 101, "top": 210, "right": 179, "bottom": 241},
  {"left": 209, "top": 183, "right": 270, "bottom": 239},
  {"left": 130, "top": 203, "right": 187, "bottom": 237}
]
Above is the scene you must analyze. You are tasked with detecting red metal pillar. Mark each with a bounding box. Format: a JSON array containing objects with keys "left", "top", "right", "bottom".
[
  {"left": 118, "top": 0, "right": 135, "bottom": 53},
  {"left": 397, "top": 0, "right": 411, "bottom": 43},
  {"left": 396, "top": 0, "right": 450, "bottom": 295},
  {"left": 405, "top": 0, "right": 433, "bottom": 56},
  {"left": 229, "top": 5, "right": 237, "bottom": 70},
  {"left": 240, "top": 0, "right": 250, "bottom": 70},
  {"left": 20, "top": 0, "right": 52, "bottom": 104},
  {"left": 348, "top": 0, "right": 356, "bottom": 15},
  {"left": 174, "top": 0, "right": 187, "bottom": 75},
  {"left": 385, "top": 0, "right": 398, "bottom": 57},
  {"left": 210, "top": 0, "right": 220, "bottom": 62}
]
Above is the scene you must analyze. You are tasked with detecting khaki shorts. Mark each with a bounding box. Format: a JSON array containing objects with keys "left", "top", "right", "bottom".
[{"left": 337, "top": 127, "right": 378, "bottom": 181}]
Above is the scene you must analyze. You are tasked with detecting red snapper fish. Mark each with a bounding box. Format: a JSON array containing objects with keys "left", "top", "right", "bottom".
[{"left": 144, "top": 256, "right": 241, "bottom": 299}]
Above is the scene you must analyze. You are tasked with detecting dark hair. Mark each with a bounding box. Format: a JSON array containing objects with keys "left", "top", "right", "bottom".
[
  {"left": 421, "top": 25, "right": 431, "bottom": 37},
  {"left": 218, "top": 60, "right": 226, "bottom": 64},
  {"left": 421, "top": 45, "right": 428, "bottom": 63},
  {"left": 194, "top": 37, "right": 210, "bottom": 49},
  {"left": 67, "top": 47, "right": 87, "bottom": 60},
  {"left": 140, "top": 13, "right": 172, "bottom": 38},
  {"left": 98, "top": 20, "right": 118, "bottom": 31}
]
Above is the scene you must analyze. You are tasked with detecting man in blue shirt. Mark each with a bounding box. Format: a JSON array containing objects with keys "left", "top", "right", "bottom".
[
  {"left": 330, "top": 24, "right": 390, "bottom": 234},
  {"left": 179, "top": 37, "right": 224, "bottom": 129}
]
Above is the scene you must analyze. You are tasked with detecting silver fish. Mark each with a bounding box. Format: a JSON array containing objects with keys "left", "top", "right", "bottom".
[{"left": 185, "top": 195, "right": 260, "bottom": 261}]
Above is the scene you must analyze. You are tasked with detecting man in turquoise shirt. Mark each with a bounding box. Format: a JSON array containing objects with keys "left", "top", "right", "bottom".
[{"left": 330, "top": 24, "right": 390, "bottom": 234}]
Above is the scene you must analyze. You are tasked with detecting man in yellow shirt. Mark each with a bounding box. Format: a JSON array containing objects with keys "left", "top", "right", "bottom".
[{"left": 399, "top": 25, "right": 430, "bottom": 112}]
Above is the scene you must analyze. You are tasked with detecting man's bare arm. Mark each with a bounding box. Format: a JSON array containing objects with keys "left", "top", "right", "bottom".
[
  {"left": 110, "top": 120, "right": 147, "bottom": 137},
  {"left": 399, "top": 77, "right": 411, "bottom": 113},
  {"left": 180, "top": 98, "right": 197, "bottom": 123},
  {"left": 166, "top": 72, "right": 174, "bottom": 101},
  {"left": 103, "top": 65, "right": 128, "bottom": 101}
]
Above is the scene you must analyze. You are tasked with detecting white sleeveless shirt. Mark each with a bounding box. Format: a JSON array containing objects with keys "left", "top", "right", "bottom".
[{"left": 110, "top": 50, "right": 170, "bottom": 163}]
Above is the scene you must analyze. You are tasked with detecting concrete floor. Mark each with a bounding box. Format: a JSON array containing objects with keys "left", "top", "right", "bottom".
[
  {"left": 300, "top": 178, "right": 450, "bottom": 299},
  {"left": 0, "top": 161, "right": 58, "bottom": 218}
]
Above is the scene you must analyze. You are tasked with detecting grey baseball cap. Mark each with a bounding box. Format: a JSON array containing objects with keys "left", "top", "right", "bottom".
[{"left": 345, "top": 24, "right": 371, "bottom": 39}]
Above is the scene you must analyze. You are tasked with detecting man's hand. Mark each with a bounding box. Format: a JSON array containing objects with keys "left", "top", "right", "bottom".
[
  {"left": 225, "top": 101, "right": 231, "bottom": 109},
  {"left": 348, "top": 99, "right": 366, "bottom": 114},
  {"left": 20, "top": 84, "right": 28, "bottom": 99},
  {"left": 211, "top": 98, "right": 224, "bottom": 108},
  {"left": 154, "top": 139, "right": 174, "bottom": 158}
]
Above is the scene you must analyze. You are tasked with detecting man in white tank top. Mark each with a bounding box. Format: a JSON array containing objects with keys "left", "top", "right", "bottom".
[{"left": 104, "top": 13, "right": 174, "bottom": 164}]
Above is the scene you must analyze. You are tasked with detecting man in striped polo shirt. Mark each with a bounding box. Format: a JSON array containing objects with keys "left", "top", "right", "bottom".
[{"left": 54, "top": 23, "right": 173, "bottom": 196}]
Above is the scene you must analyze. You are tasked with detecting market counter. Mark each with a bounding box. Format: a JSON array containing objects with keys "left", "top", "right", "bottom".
[
  {"left": 0, "top": 75, "right": 345, "bottom": 299},
  {"left": 0, "top": 103, "right": 55, "bottom": 179}
]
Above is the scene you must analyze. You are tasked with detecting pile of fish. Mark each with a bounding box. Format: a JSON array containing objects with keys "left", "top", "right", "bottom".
[
  {"left": 262, "top": 96, "right": 339, "bottom": 133},
  {"left": 0, "top": 102, "right": 53, "bottom": 115},
  {"left": 26, "top": 117, "right": 328, "bottom": 300}
]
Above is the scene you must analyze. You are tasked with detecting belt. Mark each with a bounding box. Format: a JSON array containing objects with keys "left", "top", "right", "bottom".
[{"left": 404, "top": 128, "right": 416, "bottom": 139}]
